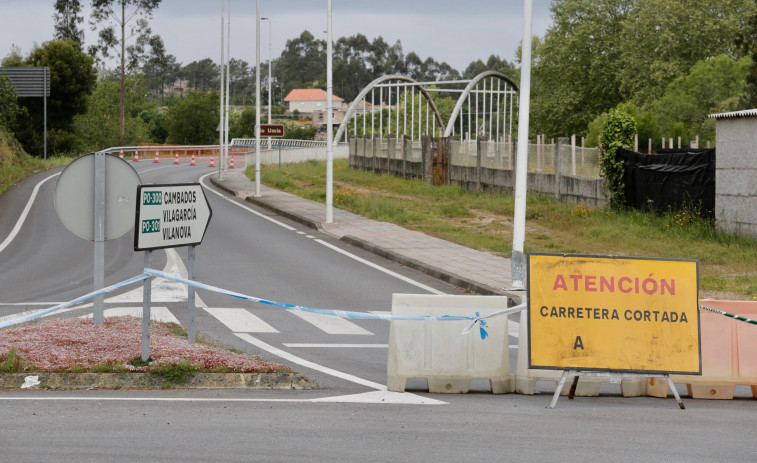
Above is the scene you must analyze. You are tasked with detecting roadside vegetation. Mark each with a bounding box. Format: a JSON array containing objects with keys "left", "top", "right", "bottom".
[
  {"left": 0, "top": 126, "right": 71, "bottom": 196},
  {"left": 0, "top": 317, "right": 288, "bottom": 386},
  {"left": 249, "top": 159, "right": 757, "bottom": 300}
]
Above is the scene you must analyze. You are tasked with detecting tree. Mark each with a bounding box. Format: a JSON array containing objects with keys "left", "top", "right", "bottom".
[
  {"left": 142, "top": 35, "right": 179, "bottom": 99},
  {"left": 53, "top": 0, "right": 85, "bottom": 46},
  {"left": 72, "top": 75, "right": 152, "bottom": 152},
  {"left": 736, "top": 2, "right": 757, "bottom": 108},
  {"left": 89, "top": 0, "right": 162, "bottom": 144},
  {"left": 0, "top": 75, "right": 20, "bottom": 129},
  {"left": 530, "top": 0, "right": 631, "bottom": 138},
  {"left": 11, "top": 39, "right": 96, "bottom": 156},
  {"left": 652, "top": 55, "right": 751, "bottom": 146},
  {"left": 181, "top": 58, "right": 219, "bottom": 92},
  {"left": 277, "top": 31, "right": 326, "bottom": 95},
  {"left": 619, "top": 0, "right": 756, "bottom": 106},
  {"left": 165, "top": 90, "right": 219, "bottom": 145}
]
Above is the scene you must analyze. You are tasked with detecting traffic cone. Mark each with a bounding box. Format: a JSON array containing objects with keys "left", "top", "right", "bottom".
[
  {"left": 209, "top": 155, "right": 215, "bottom": 167},
  {"left": 133, "top": 150, "right": 139, "bottom": 162},
  {"left": 119, "top": 148, "right": 124, "bottom": 159},
  {"left": 190, "top": 153, "right": 196, "bottom": 166},
  {"left": 229, "top": 156, "right": 235, "bottom": 169},
  {"left": 173, "top": 152, "right": 180, "bottom": 165},
  {"left": 153, "top": 151, "right": 160, "bottom": 163}
]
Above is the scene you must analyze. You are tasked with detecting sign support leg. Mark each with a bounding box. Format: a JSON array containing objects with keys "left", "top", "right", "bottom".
[
  {"left": 187, "top": 245, "right": 196, "bottom": 345},
  {"left": 549, "top": 370, "right": 571, "bottom": 409},
  {"left": 568, "top": 375, "right": 580, "bottom": 399},
  {"left": 141, "top": 250, "right": 152, "bottom": 362},
  {"left": 666, "top": 375, "right": 685, "bottom": 410}
]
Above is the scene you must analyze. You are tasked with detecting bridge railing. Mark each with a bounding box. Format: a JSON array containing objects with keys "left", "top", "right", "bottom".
[{"left": 230, "top": 138, "right": 347, "bottom": 149}]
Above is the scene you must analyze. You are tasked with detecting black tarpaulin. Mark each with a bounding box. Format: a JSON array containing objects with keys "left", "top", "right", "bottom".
[{"left": 616, "top": 148, "right": 715, "bottom": 217}]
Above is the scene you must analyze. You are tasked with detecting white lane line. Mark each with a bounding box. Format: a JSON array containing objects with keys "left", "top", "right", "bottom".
[
  {"left": 283, "top": 343, "right": 388, "bottom": 348},
  {"left": 81, "top": 307, "right": 179, "bottom": 324},
  {"left": 314, "top": 239, "right": 446, "bottom": 295},
  {"left": 0, "top": 172, "right": 60, "bottom": 256},
  {"left": 288, "top": 309, "right": 373, "bottom": 335},
  {"left": 235, "top": 332, "right": 387, "bottom": 391},
  {"left": 296, "top": 231, "right": 306, "bottom": 235},
  {"left": 0, "top": 391, "right": 446, "bottom": 405},
  {"left": 305, "top": 235, "right": 316, "bottom": 239},
  {"left": 199, "top": 173, "right": 297, "bottom": 231},
  {"left": 205, "top": 307, "right": 279, "bottom": 333}
]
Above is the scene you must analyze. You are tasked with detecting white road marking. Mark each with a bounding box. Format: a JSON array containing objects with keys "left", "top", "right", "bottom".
[
  {"left": 81, "top": 307, "right": 179, "bottom": 324},
  {"left": 288, "top": 309, "right": 373, "bottom": 335},
  {"left": 0, "top": 172, "right": 59, "bottom": 256},
  {"left": 235, "top": 332, "right": 387, "bottom": 391},
  {"left": 205, "top": 307, "right": 279, "bottom": 333},
  {"left": 283, "top": 343, "right": 388, "bottom": 348},
  {"left": 107, "top": 248, "right": 188, "bottom": 303},
  {"left": 314, "top": 239, "right": 446, "bottom": 295},
  {"left": 0, "top": 391, "right": 446, "bottom": 405},
  {"left": 199, "top": 173, "right": 297, "bottom": 231},
  {"left": 305, "top": 235, "right": 316, "bottom": 239},
  {"left": 296, "top": 231, "right": 306, "bottom": 235}
]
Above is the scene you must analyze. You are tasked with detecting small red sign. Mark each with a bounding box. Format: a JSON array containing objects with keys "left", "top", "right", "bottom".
[{"left": 260, "top": 124, "right": 285, "bottom": 137}]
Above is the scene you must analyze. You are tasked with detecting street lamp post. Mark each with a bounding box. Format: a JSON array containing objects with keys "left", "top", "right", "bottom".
[
  {"left": 326, "top": 0, "right": 333, "bottom": 223},
  {"left": 261, "top": 17, "right": 272, "bottom": 151},
  {"left": 254, "top": 0, "right": 261, "bottom": 196}
]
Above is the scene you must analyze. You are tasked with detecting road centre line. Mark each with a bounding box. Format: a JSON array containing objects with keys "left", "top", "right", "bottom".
[
  {"left": 199, "top": 173, "right": 297, "bottom": 231},
  {"left": 314, "top": 239, "right": 446, "bottom": 295},
  {"left": 0, "top": 172, "right": 59, "bottom": 256}
]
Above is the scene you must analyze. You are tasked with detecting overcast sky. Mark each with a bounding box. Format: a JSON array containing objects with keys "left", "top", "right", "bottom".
[{"left": 0, "top": 0, "right": 553, "bottom": 73}]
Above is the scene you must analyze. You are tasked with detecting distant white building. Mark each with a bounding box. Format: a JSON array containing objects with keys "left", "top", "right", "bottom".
[{"left": 284, "top": 88, "right": 347, "bottom": 114}]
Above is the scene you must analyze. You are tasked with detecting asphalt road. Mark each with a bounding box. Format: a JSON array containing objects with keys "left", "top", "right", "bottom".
[{"left": 1, "top": 160, "right": 757, "bottom": 462}]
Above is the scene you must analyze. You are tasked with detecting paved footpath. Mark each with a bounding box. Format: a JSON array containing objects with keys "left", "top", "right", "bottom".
[{"left": 210, "top": 171, "right": 522, "bottom": 304}]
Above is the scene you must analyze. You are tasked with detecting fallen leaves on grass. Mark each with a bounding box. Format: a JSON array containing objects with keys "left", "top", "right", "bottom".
[{"left": 0, "top": 316, "right": 286, "bottom": 373}]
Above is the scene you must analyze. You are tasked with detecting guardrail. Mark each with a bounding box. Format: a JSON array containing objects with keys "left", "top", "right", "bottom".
[{"left": 231, "top": 138, "right": 348, "bottom": 149}]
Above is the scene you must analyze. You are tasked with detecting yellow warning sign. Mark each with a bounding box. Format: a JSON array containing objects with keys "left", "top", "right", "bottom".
[{"left": 528, "top": 254, "right": 701, "bottom": 374}]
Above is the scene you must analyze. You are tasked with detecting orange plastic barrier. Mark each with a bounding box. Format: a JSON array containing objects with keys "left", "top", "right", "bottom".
[{"left": 647, "top": 299, "right": 757, "bottom": 399}]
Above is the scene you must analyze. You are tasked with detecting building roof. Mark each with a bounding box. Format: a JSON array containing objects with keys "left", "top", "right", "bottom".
[
  {"left": 284, "top": 88, "right": 344, "bottom": 102},
  {"left": 708, "top": 108, "right": 757, "bottom": 119}
]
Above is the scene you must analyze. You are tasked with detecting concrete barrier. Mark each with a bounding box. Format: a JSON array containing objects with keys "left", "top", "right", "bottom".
[
  {"left": 515, "top": 312, "right": 646, "bottom": 397},
  {"left": 647, "top": 300, "right": 757, "bottom": 399},
  {"left": 386, "top": 294, "right": 513, "bottom": 394}
]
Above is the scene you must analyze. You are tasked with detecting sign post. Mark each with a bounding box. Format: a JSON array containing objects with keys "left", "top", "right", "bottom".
[
  {"left": 528, "top": 253, "right": 701, "bottom": 408},
  {"left": 134, "top": 183, "right": 212, "bottom": 359}
]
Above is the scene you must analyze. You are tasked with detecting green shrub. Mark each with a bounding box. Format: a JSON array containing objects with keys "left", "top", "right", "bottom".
[{"left": 600, "top": 109, "right": 636, "bottom": 209}]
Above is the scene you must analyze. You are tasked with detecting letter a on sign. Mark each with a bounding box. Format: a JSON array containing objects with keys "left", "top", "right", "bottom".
[{"left": 573, "top": 336, "right": 584, "bottom": 350}]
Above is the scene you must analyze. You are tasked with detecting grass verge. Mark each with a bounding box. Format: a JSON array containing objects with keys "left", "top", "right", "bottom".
[
  {"left": 0, "top": 155, "right": 73, "bottom": 196},
  {"left": 247, "top": 158, "right": 757, "bottom": 300}
]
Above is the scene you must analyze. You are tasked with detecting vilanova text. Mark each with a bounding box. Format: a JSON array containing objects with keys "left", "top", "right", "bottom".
[
  {"left": 552, "top": 273, "right": 676, "bottom": 296},
  {"left": 162, "top": 207, "right": 197, "bottom": 240}
]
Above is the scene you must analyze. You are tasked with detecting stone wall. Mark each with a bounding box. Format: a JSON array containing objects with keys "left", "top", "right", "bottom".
[
  {"left": 715, "top": 116, "right": 757, "bottom": 238},
  {"left": 349, "top": 136, "right": 607, "bottom": 206}
]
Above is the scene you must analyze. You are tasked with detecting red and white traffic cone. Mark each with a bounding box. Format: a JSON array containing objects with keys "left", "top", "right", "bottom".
[
  {"left": 119, "top": 148, "right": 124, "bottom": 159},
  {"left": 190, "top": 153, "right": 196, "bottom": 166},
  {"left": 133, "top": 150, "right": 139, "bottom": 162},
  {"left": 209, "top": 155, "right": 215, "bottom": 167},
  {"left": 229, "top": 156, "right": 235, "bottom": 169},
  {"left": 153, "top": 151, "right": 160, "bottom": 163},
  {"left": 173, "top": 152, "right": 180, "bottom": 165}
]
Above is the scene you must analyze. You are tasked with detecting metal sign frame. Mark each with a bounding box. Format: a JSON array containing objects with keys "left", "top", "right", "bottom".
[
  {"left": 527, "top": 252, "right": 702, "bottom": 375},
  {"left": 133, "top": 183, "right": 212, "bottom": 251}
]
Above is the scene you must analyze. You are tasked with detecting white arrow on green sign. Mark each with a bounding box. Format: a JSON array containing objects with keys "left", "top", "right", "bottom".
[{"left": 134, "top": 183, "right": 212, "bottom": 251}]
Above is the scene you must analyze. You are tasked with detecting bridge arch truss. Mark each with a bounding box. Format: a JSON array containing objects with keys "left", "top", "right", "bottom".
[{"left": 335, "top": 71, "right": 518, "bottom": 145}]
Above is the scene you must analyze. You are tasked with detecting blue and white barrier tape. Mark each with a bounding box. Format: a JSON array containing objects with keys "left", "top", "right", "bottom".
[
  {"left": 0, "top": 273, "right": 151, "bottom": 329},
  {"left": 144, "top": 268, "right": 527, "bottom": 339},
  {"left": 0, "top": 270, "right": 527, "bottom": 340}
]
